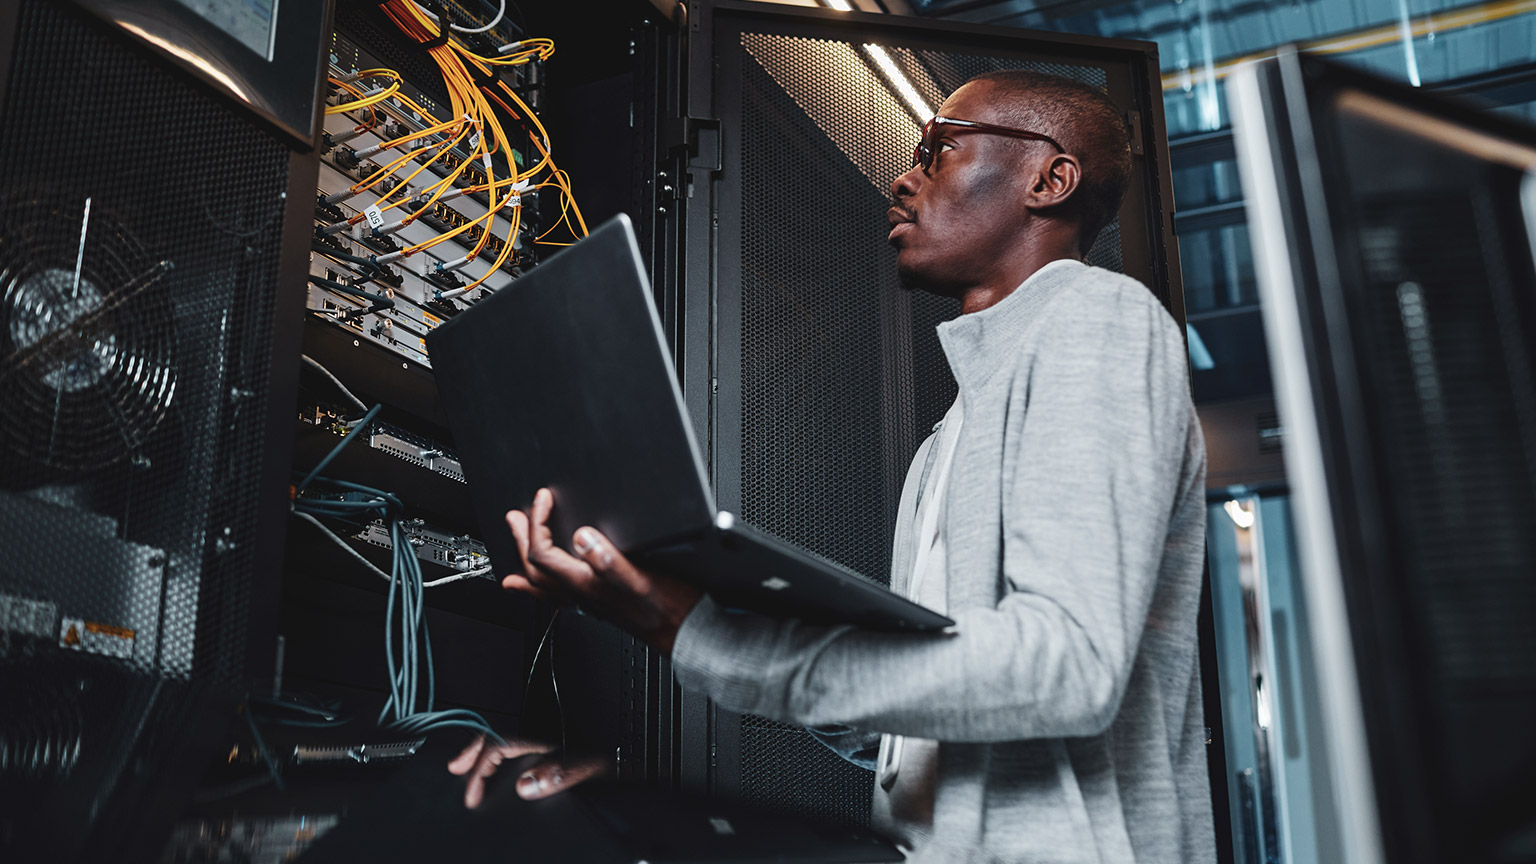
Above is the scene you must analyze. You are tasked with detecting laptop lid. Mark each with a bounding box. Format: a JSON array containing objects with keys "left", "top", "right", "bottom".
[{"left": 426, "top": 215, "right": 716, "bottom": 570}]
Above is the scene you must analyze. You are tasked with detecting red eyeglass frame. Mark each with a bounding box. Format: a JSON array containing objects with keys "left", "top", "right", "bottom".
[{"left": 912, "top": 116, "right": 1066, "bottom": 174}]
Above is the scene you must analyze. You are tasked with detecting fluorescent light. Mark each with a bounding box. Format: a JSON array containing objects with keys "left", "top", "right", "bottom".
[
  {"left": 861, "top": 44, "right": 932, "bottom": 122},
  {"left": 1186, "top": 323, "right": 1215, "bottom": 371},
  {"left": 1223, "top": 499, "right": 1255, "bottom": 530},
  {"left": 1396, "top": 0, "right": 1422, "bottom": 86},
  {"left": 821, "top": 0, "right": 854, "bottom": 9}
]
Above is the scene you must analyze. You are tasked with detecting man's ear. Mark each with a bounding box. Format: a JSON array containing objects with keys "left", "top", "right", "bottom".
[{"left": 1024, "top": 153, "right": 1081, "bottom": 211}]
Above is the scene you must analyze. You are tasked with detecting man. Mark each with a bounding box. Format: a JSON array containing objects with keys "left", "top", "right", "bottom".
[{"left": 458, "top": 70, "right": 1213, "bottom": 862}]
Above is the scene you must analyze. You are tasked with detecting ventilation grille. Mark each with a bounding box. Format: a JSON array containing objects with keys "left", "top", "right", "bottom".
[{"left": 0, "top": 0, "right": 291, "bottom": 850}]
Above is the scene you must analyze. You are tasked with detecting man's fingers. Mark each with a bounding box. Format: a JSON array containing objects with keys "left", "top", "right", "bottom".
[
  {"left": 507, "top": 509, "right": 570, "bottom": 598},
  {"left": 516, "top": 756, "right": 607, "bottom": 800},
  {"left": 522, "top": 489, "right": 608, "bottom": 596},
  {"left": 501, "top": 572, "right": 547, "bottom": 597},
  {"left": 525, "top": 490, "right": 596, "bottom": 584},
  {"left": 447, "top": 735, "right": 486, "bottom": 775},
  {"left": 463, "top": 744, "right": 505, "bottom": 809},
  {"left": 453, "top": 738, "right": 558, "bottom": 809},
  {"left": 496, "top": 740, "right": 556, "bottom": 760},
  {"left": 506, "top": 509, "right": 533, "bottom": 571},
  {"left": 573, "top": 527, "right": 649, "bottom": 596},
  {"left": 528, "top": 487, "right": 557, "bottom": 555}
]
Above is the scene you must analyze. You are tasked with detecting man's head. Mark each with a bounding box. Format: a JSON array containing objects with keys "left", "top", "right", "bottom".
[{"left": 887, "top": 71, "right": 1132, "bottom": 299}]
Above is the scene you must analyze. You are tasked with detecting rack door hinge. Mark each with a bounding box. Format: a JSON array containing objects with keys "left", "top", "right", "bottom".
[
  {"left": 664, "top": 115, "right": 722, "bottom": 173},
  {"left": 1126, "top": 110, "right": 1145, "bottom": 156}
]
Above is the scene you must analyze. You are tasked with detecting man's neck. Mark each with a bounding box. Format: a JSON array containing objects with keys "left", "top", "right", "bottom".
[{"left": 959, "top": 243, "right": 1080, "bottom": 315}]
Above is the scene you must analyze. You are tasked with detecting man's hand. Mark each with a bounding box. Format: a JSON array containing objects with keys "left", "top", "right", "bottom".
[
  {"left": 501, "top": 488, "right": 703, "bottom": 655},
  {"left": 447, "top": 735, "right": 606, "bottom": 809}
]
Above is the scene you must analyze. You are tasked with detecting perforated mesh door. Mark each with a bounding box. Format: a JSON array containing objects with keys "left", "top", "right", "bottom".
[
  {"left": 0, "top": 0, "right": 291, "bottom": 849},
  {"left": 732, "top": 32, "right": 1124, "bottom": 827},
  {"left": 1347, "top": 189, "right": 1536, "bottom": 855}
]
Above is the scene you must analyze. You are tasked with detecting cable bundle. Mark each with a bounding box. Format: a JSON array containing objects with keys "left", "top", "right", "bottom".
[
  {"left": 291, "top": 399, "right": 501, "bottom": 744},
  {"left": 320, "top": 1, "right": 587, "bottom": 294}
]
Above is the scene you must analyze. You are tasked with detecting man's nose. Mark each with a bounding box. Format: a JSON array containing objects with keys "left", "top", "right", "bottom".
[{"left": 891, "top": 163, "right": 924, "bottom": 200}]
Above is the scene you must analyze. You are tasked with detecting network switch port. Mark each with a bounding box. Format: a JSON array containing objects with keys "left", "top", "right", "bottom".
[
  {"left": 306, "top": 287, "right": 432, "bottom": 368},
  {"left": 354, "top": 518, "right": 489, "bottom": 575},
  {"left": 368, "top": 431, "right": 465, "bottom": 483},
  {"left": 299, "top": 406, "right": 467, "bottom": 486}
]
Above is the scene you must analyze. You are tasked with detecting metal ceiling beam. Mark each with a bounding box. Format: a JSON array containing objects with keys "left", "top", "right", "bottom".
[{"left": 1159, "top": 0, "right": 1536, "bottom": 91}]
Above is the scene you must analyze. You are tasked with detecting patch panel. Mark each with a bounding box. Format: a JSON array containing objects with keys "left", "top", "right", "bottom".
[
  {"left": 354, "top": 518, "right": 490, "bottom": 575},
  {"left": 307, "top": 30, "right": 548, "bottom": 371},
  {"left": 299, "top": 405, "right": 466, "bottom": 485}
]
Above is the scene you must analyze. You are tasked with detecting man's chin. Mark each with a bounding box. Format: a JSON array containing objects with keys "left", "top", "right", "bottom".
[{"left": 896, "top": 260, "right": 944, "bottom": 295}]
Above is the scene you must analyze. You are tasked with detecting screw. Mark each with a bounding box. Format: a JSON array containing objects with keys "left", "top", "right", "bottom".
[{"left": 353, "top": 339, "right": 361, "bottom": 347}]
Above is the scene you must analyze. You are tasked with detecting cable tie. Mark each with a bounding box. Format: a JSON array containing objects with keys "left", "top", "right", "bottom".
[{"left": 413, "top": 26, "right": 450, "bottom": 52}]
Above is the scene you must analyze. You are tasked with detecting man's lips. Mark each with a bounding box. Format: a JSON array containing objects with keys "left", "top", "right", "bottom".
[{"left": 888, "top": 207, "right": 915, "bottom": 243}]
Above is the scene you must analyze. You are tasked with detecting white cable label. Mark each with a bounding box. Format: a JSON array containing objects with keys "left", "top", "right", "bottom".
[{"left": 364, "top": 205, "right": 386, "bottom": 230}]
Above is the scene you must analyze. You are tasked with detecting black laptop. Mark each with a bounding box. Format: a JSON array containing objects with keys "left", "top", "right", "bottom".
[{"left": 426, "top": 214, "right": 952, "bottom": 632}]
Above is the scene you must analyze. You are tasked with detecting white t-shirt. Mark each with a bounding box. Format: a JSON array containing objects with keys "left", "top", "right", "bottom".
[{"left": 872, "top": 393, "right": 963, "bottom": 849}]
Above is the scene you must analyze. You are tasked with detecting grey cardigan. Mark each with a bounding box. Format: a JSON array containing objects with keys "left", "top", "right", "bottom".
[{"left": 672, "top": 261, "right": 1214, "bottom": 863}]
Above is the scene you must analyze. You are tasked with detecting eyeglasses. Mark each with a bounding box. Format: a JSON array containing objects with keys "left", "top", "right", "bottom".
[{"left": 911, "top": 116, "right": 1065, "bottom": 174}]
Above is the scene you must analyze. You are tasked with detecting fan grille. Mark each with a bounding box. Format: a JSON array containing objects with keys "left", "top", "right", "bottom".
[{"left": 0, "top": 199, "right": 177, "bottom": 472}]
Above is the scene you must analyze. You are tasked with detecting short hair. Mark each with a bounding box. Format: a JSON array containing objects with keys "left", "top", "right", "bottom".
[{"left": 965, "top": 70, "right": 1132, "bottom": 256}]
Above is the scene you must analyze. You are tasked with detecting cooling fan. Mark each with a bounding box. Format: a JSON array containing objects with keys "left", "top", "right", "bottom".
[{"left": 0, "top": 197, "right": 177, "bottom": 474}]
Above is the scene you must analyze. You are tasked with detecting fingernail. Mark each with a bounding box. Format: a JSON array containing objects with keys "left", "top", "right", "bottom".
[
  {"left": 574, "top": 528, "right": 596, "bottom": 555},
  {"left": 518, "top": 771, "right": 538, "bottom": 796}
]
